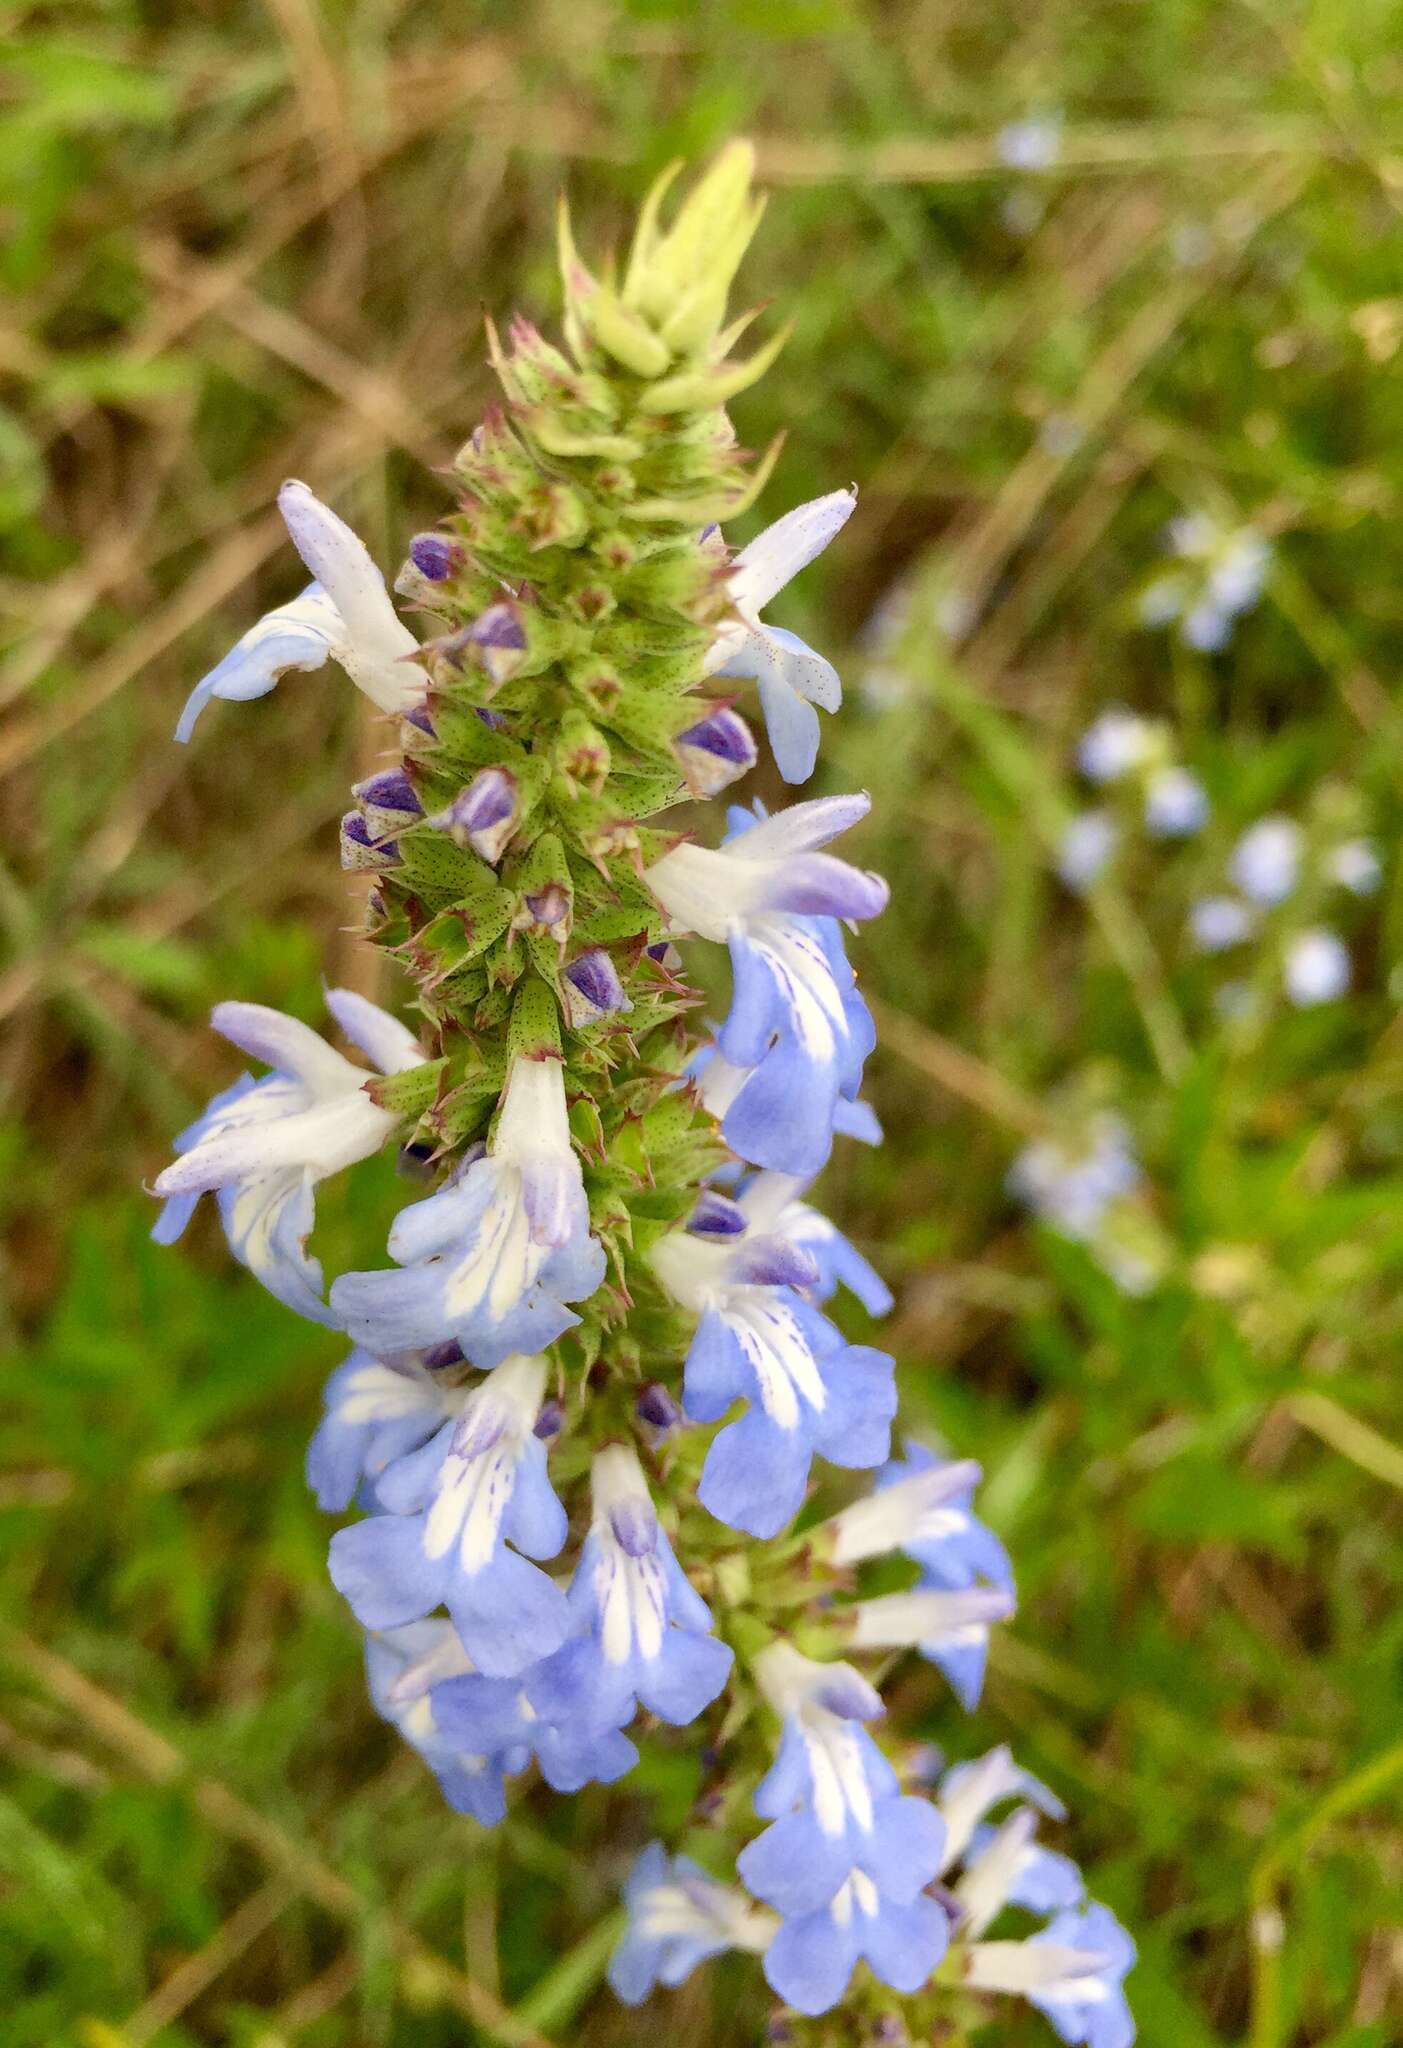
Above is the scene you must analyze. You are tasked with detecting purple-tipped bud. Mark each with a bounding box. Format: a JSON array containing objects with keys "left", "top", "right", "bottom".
[
  {"left": 468, "top": 600, "right": 529, "bottom": 685},
  {"left": 730, "top": 1233, "right": 822, "bottom": 1291},
  {"left": 687, "top": 1189, "right": 748, "bottom": 1237},
  {"left": 409, "top": 532, "right": 464, "bottom": 582},
  {"left": 403, "top": 703, "right": 436, "bottom": 737},
  {"left": 353, "top": 767, "right": 422, "bottom": 843},
  {"left": 636, "top": 1382, "right": 683, "bottom": 1431},
  {"left": 340, "top": 812, "right": 399, "bottom": 871},
  {"left": 533, "top": 1396, "right": 565, "bottom": 1441},
  {"left": 525, "top": 882, "right": 570, "bottom": 932},
  {"left": 676, "top": 706, "right": 757, "bottom": 796},
  {"left": 645, "top": 938, "right": 682, "bottom": 970},
  {"left": 434, "top": 766, "right": 519, "bottom": 864},
  {"left": 561, "top": 947, "right": 634, "bottom": 1028}
]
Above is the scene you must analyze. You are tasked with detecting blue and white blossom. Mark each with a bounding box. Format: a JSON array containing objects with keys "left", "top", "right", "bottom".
[
  {"left": 653, "top": 1201, "right": 896, "bottom": 1539},
  {"left": 740, "top": 1643, "right": 950, "bottom": 2015},
  {"left": 328, "top": 1352, "right": 571, "bottom": 1677},
  {"left": 151, "top": 989, "right": 423, "bottom": 1324},
  {"left": 965, "top": 1904, "right": 1137, "bottom": 2048},
  {"left": 929, "top": 1747, "right": 1136, "bottom": 2045},
  {"left": 425, "top": 1660, "right": 640, "bottom": 1799},
  {"left": 306, "top": 1348, "right": 461, "bottom": 1512},
  {"left": 528, "top": 1445, "right": 733, "bottom": 1735},
  {"left": 364, "top": 1619, "right": 523, "bottom": 1824},
  {"left": 705, "top": 491, "right": 857, "bottom": 784},
  {"left": 830, "top": 1440, "right": 1013, "bottom": 1613},
  {"left": 734, "top": 1168, "right": 894, "bottom": 1316},
  {"left": 850, "top": 1581, "right": 1016, "bottom": 1712},
  {"left": 649, "top": 796, "right": 886, "bottom": 1177},
  {"left": 331, "top": 1052, "right": 605, "bottom": 1366},
  {"left": 176, "top": 481, "right": 423, "bottom": 741},
  {"left": 608, "top": 1844, "right": 776, "bottom": 2005}
]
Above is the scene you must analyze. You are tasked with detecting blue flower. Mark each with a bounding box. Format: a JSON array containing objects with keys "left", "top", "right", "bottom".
[
  {"left": 331, "top": 1053, "right": 606, "bottom": 1367},
  {"left": 527, "top": 1446, "right": 733, "bottom": 1735},
  {"left": 653, "top": 1210, "right": 896, "bottom": 1540},
  {"left": 608, "top": 1843, "right": 776, "bottom": 2005},
  {"left": 857, "top": 1440, "right": 1015, "bottom": 1593},
  {"left": 733, "top": 1169, "right": 894, "bottom": 1316},
  {"left": 704, "top": 491, "right": 857, "bottom": 784},
  {"left": 426, "top": 1665, "right": 639, "bottom": 1799},
  {"left": 648, "top": 795, "right": 885, "bottom": 1178},
  {"left": 964, "top": 1902, "right": 1136, "bottom": 2048},
  {"left": 740, "top": 1645, "right": 949, "bottom": 2015},
  {"left": 328, "top": 1354, "right": 571, "bottom": 1678},
  {"left": 1025, "top": 1904, "right": 1137, "bottom": 2048},
  {"left": 827, "top": 1441, "right": 1015, "bottom": 1706},
  {"left": 933, "top": 1745, "right": 1068, "bottom": 1875},
  {"left": 851, "top": 1583, "right": 1015, "bottom": 1712},
  {"left": 176, "top": 481, "right": 423, "bottom": 741},
  {"left": 151, "top": 989, "right": 424, "bottom": 1324},
  {"left": 962, "top": 1812, "right": 1086, "bottom": 1922},
  {"left": 306, "top": 1349, "right": 459, "bottom": 1511},
  {"left": 363, "top": 1620, "right": 524, "bottom": 1825}
]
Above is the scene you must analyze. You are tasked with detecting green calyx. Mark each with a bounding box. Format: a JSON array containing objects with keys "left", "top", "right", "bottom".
[{"left": 362, "top": 145, "right": 782, "bottom": 1389}]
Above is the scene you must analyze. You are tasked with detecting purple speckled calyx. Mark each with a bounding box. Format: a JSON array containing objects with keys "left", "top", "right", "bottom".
[
  {"left": 436, "top": 766, "right": 519, "bottom": 863},
  {"left": 676, "top": 706, "right": 757, "bottom": 795},
  {"left": 562, "top": 948, "right": 633, "bottom": 1027},
  {"left": 340, "top": 812, "right": 400, "bottom": 871},
  {"left": 409, "top": 532, "right": 464, "bottom": 582}
]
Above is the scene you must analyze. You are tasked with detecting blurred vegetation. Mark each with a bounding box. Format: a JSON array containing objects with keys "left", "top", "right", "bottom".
[{"left": 3, "top": 2, "right": 1403, "bottom": 2044}]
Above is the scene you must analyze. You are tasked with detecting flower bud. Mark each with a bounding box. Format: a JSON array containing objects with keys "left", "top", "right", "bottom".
[
  {"left": 408, "top": 532, "right": 464, "bottom": 582},
  {"left": 533, "top": 1396, "right": 565, "bottom": 1440},
  {"left": 635, "top": 1382, "right": 682, "bottom": 1432},
  {"left": 340, "top": 812, "right": 400, "bottom": 871},
  {"left": 528, "top": 884, "right": 570, "bottom": 929},
  {"left": 676, "top": 706, "right": 756, "bottom": 795},
  {"left": 465, "top": 601, "right": 529, "bottom": 686},
  {"left": 352, "top": 767, "right": 422, "bottom": 844},
  {"left": 562, "top": 947, "right": 634, "bottom": 1028},
  {"left": 434, "top": 767, "right": 519, "bottom": 864}
]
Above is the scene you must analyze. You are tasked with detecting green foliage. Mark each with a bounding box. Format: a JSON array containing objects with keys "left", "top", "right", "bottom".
[{"left": 3, "top": 3, "right": 1403, "bottom": 2045}]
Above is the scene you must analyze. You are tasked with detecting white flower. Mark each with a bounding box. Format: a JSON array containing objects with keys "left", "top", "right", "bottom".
[
  {"left": 176, "top": 482, "right": 422, "bottom": 740},
  {"left": 706, "top": 491, "right": 857, "bottom": 784},
  {"left": 152, "top": 990, "right": 423, "bottom": 1322}
]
